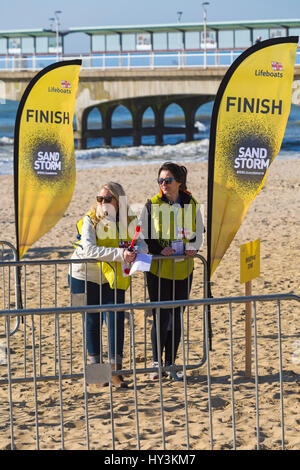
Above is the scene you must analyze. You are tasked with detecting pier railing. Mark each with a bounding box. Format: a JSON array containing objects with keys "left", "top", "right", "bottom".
[{"left": 1, "top": 49, "right": 300, "bottom": 71}]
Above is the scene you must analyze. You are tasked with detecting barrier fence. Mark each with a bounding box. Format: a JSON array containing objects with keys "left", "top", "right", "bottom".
[{"left": 0, "top": 241, "right": 299, "bottom": 450}]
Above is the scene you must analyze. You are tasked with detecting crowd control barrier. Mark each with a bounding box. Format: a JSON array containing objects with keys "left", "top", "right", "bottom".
[
  {"left": 0, "top": 241, "right": 21, "bottom": 338},
  {"left": 0, "top": 246, "right": 299, "bottom": 450}
]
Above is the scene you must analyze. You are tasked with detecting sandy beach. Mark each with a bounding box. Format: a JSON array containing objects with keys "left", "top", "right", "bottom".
[{"left": 0, "top": 159, "right": 299, "bottom": 450}]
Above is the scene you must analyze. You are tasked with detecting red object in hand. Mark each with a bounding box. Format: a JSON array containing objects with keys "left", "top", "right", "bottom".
[{"left": 128, "top": 226, "right": 141, "bottom": 252}]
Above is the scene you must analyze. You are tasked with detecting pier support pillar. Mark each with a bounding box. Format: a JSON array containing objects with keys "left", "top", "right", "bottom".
[
  {"left": 80, "top": 94, "right": 215, "bottom": 149},
  {"left": 154, "top": 104, "right": 164, "bottom": 145},
  {"left": 76, "top": 136, "right": 87, "bottom": 150},
  {"left": 103, "top": 108, "right": 113, "bottom": 147},
  {"left": 131, "top": 105, "right": 142, "bottom": 147}
]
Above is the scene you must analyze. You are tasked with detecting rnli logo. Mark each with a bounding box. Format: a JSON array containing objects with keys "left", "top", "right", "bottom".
[
  {"left": 61, "top": 80, "right": 71, "bottom": 89},
  {"left": 271, "top": 61, "right": 283, "bottom": 71}
]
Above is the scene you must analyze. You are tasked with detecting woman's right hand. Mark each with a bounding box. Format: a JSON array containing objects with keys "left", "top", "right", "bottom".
[
  {"left": 160, "top": 246, "right": 175, "bottom": 256},
  {"left": 123, "top": 249, "right": 137, "bottom": 263}
]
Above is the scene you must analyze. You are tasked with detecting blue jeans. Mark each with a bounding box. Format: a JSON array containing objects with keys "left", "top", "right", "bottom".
[{"left": 69, "top": 276, "right": 125, "bottom": 364}]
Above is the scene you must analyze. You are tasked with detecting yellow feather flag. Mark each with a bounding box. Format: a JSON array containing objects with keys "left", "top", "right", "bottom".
[
  {"left": 14, "top": 60, "right": 81, "bottom": 259},
  {"left": 207, "top": 37, "right": 298, "bottom": 280}
]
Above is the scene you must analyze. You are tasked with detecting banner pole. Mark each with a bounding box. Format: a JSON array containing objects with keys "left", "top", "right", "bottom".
[{"left": 245, "top": 280, "right": 252, "bottom": 378}]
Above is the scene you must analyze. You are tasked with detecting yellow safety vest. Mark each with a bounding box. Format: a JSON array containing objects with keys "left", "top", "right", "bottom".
[
  {"left": 76, "top": 211, "right": 131, "bottom": 290},
  {"left": 149, "top": 193, "right": 197, "bottom": 280}
]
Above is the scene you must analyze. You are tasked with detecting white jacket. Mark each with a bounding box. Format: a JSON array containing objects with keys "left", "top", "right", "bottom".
[{"left": 70, "top": 215, "right": 147, "bottom": 284}]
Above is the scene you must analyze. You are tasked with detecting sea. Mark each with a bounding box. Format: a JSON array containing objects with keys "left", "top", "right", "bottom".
[{"left": 0, "top": 99, "right": 300, "bottom": 175}]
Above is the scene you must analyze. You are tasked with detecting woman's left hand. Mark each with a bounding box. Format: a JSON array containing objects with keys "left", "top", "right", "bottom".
[
  {"left": 124, "top": 249, "right": 137, "bottom": 263},
  {"left": 185, "top": 250, "right": 197, "bottom": 257}
]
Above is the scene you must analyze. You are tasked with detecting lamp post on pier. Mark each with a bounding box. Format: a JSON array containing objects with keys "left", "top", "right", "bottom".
[
  {"left": 202, "top": 2, "right": 210, "bottom": 68},
  {"left": 177, "top": 10, "right": 184, "bottom": 67},
  {"left": 49, "top": 10, "right": 62, "bottom": 61}
]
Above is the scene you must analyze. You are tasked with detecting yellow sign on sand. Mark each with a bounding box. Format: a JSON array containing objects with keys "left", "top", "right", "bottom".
[{"left": 240, "top": 239, "right": 260, "bottom": 283}]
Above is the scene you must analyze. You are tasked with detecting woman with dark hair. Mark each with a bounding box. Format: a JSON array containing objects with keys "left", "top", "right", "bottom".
[{"left": 141, "top": 162, "right": 203, "bottom": 380}]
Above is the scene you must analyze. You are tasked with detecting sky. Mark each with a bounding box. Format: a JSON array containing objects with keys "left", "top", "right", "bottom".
[
  {"left": 1, "top": 0, "right": 300, "bottom": 30},
  {"left": 1, "top": 0, "right": 300, "bottom": 52}
]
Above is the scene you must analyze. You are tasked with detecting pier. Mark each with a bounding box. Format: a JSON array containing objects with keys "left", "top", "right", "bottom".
[{"left": 1, "top": 19, "right": 300, "bottom": 148}]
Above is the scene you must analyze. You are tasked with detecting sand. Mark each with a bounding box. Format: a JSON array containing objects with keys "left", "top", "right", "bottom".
[{"left": 0, "top": 159, "right": 299, "bottom": 450}]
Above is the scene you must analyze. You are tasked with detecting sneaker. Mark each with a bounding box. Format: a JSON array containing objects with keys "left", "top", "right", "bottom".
[
  {"left": 149, "top": 361, "right": 168, "bottom": 380},
  {"left": 165, "top": 365, "right": 184, "bottom": 382},
  {"left": 89, "top": 354, "right": 100, "bottom": 364},
  {"left": 149, "top": 361, "right": 159, "bottom": 380}
]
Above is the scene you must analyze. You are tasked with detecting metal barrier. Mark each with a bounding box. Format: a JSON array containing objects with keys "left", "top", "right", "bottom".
[
  {"left": 0, "top": 251, "right": 299, "bottom": 450},
  {"left": 0, "top": 241, "right": 21, "bottom": 338}
]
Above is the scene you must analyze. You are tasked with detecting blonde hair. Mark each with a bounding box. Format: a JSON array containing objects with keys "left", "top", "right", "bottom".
[{"left": 90, "top": 182, "right": 127, "bottom": 226}]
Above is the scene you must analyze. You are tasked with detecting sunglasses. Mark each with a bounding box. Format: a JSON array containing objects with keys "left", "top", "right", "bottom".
[
  {"left": 157, "top": 178, "right": 177, "bottom": 185},
  {"left": 96, "top": 195, "right": 114, "bottom": 203}
]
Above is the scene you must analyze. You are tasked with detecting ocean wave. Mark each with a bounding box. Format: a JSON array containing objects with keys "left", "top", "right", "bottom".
[
  {"left": 195, "top": 121, "right": 206, "bottom": 132},
  {"left": 0, "top": 136, "right": 13, "bottom": 145},
  {"left": 75, "top": 139, "right": 209, "bottom": 168}
]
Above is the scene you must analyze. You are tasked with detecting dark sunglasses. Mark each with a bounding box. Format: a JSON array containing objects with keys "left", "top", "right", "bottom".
[
  {"left": 96, "top": 195, "right": 114, "bottom": 203},
  {"left": 157, "top": 177, "right": 177, "bottom": 185}
]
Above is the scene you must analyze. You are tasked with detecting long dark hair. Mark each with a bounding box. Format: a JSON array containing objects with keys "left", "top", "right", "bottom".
[{"left": 158, "top": 162, "right": 188, "bottom": 192}]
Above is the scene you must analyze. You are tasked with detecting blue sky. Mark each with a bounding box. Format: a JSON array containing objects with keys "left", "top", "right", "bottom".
[
  {"left": 1, "top": 0, "right": 300, "bottom": 30},
  {"left": 1, "top": 0, "right": 300, "bottom": 53}
]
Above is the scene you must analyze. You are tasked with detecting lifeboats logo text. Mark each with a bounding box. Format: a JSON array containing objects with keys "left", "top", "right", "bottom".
[
  {"left": 255, "top": 61, "right": 284, "bottom": 79},
  {"left": 48, "top": 80, "right": 72, "bottom": 94}
]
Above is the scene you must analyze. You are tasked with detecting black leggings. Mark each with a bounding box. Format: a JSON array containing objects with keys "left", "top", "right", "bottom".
[{"left": 146, "top": 271, "right": 193, "bottom": 365}]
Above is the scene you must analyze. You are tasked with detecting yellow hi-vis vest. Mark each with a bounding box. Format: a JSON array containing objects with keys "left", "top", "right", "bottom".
[
  {"left": 76, "top": 211, "right": 131, "bottom": 291},
  {"left": 149, "top": 193, "right": 197, "bottom": 280}
]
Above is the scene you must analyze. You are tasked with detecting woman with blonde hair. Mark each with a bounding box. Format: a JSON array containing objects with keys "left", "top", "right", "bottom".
[{"left": 69, "top": 182, "right": 144, "bottom": 388}]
